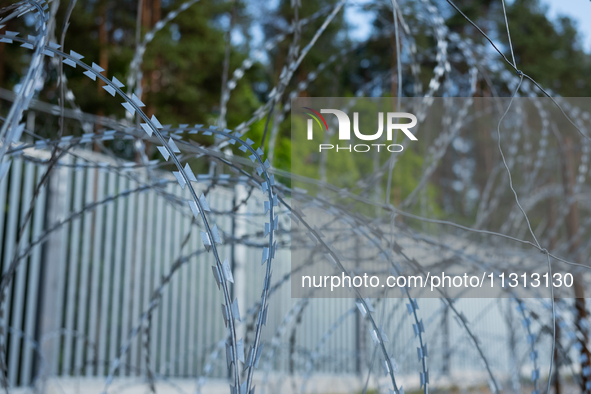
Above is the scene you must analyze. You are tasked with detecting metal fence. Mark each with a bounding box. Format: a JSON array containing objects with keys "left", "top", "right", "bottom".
[
  {"left": 0, "top": 148, "right": 549, "bottom": 390},
  {"left": 0, "top": 149, "right": 362, "bottom": 387}
]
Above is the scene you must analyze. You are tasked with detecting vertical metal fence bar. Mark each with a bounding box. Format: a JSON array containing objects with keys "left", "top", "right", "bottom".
[
  {"left": 151, "top": 190, "right": 164, "bottom": 374},
  {"left": 8, "top": 160, "right": 34, "bottom": 386},
  {"left": 1, "top": 157, "right": 22, "bottom": 376},
  {"left": 177, "top": 187, "right": 188, "bottom": 376},
  {"left": 159, "top": 187, "right": 174, "bottom": 374},
  {"left": 195, "top": 226, "right": 205, "bottom": 376},
  {"left": 213, "top": 237, "right": 224, "bottom": 378},
  {"left": 62, "top": 166, "right": 84, "bottom": 376},
  {"left": 161, "top": 184, "right": 177, "bottom": 375},
  {"left": 0, "top": 167, "right": 7, "bottom": 374},
  {"left": 131, "top": 181, "right": 146, "bottom": 375},
  {"left": 120, "top": 179, "right": 137, "bottom": 375},
  {"left": 0, "top": 162, "right": 8, "bottom": 261},
  {"left": 97, "top": 172, "right": 117, "bottom": 376},
  {"left": 140, "top": 189, "right": 155, "bottom": 375},
  {"left": 87, "top": 168, "right": 105, "bottom": 376},
  {"left": 75, "top": 165, "right": 94, "bottom": 377},
  {"left": 21, "top": 165, "right": 46, "bottom": 384},
  {"left": 203, "top": 239, "right": 214, "bottom": 376},
  {"left": 183, "top": 187, "right": 193, "bottom": 374},
  {"left": 53, "top": 156, "right": 73, "bottom": 376},
  {"left": 106, "top": 174, "right": 126, "bottom": 376},
  {"left": 169, "top": 192, "right": 181, "bottom": 376},
  {"left": 187, "top": 218, "right": 197, "bottom": 375}
]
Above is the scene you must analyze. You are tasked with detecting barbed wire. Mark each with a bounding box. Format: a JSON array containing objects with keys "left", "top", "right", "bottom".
[{"left": 1, "top": 0, "right": 591, "bottom": 393}]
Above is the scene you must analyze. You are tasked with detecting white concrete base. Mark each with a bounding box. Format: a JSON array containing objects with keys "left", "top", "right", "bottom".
[
  {"left": 9, "top": 371, "right": 510, "bottom": 394},
  {"left": 11, "top": 374, "right": 379, "bottom": 394}
]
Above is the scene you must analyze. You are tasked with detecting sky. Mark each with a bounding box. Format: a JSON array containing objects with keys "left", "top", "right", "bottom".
[{"left": 545, "top": 0, "right": 591, "bottom": 51}]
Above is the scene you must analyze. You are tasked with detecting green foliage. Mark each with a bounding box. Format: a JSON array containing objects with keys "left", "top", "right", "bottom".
[
  {"left": 500, "top": 0, "right": 591, "bottom": 96},
  {"left": 2, "top": 0, "right": 590, "bottom": 222}
]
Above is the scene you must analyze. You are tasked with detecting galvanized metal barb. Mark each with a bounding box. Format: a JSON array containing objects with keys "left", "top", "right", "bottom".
[{"left": 1, "top": 1, "right": 591, "bottom": 393}]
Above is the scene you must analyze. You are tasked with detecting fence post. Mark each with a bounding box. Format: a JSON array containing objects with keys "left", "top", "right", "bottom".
[
  {"left": 37, "top": 156, "right": 70, "bottom": 381},
  {"left": 232, "top": 184, "right": 248, "bottom": 373}
]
